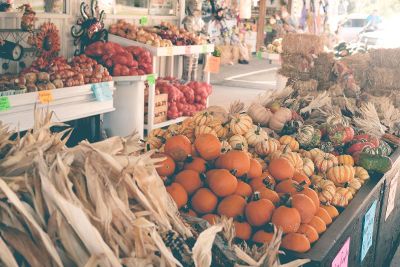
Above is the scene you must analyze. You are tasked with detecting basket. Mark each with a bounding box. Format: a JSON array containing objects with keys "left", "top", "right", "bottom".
[{"left": 145, "top": 93, "right": 168, "bottom": 124}]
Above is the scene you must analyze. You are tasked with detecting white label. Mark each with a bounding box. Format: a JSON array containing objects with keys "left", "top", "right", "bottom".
[{"left": 386, "top": 172, "right": 399, "bottom": 220}]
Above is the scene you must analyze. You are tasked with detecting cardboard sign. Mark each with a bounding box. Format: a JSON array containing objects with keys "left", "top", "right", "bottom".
[
  {"left": 139, "top": 16, "right": 148, "bottom": 26},
  {"left": 185, "top": 46, "right": 191, "bottom": 54},
  {"left": 361, "top": 200, "right": 377, "bottom": 261},
  {"left": 38, "top": 90, "right": 54, "bottom": 104},
  {"left": 204, "top": 56, "right": 221, "bottom": 74},
  {"left": 332, "top": 237, "right": 350, "bottom": 267},
  {"left": 92, "top": 83, "right": 113, "bottom": 102},
  {"left": 386, "top": 172, "right": 399, "bottom": 220},
  {"left": 147, "top": 74, "right": 156, "bottom": 86},
  {"left": 0, "top": 96, "right": 10, "bottom": 111}
]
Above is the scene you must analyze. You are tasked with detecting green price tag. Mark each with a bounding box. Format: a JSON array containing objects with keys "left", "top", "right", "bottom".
[
  {"left": 140, "top": 16, "right": 148, "bottom": 26},
  {"left": 257, "top": 51, "right": 262, "bottom": 59},
  {"left": 0, "top": 96, "right": 10, "bottom": 111},
  {"left": 147, "top": 74, "right": 156, "bottom": 86},
  {"left": 202, "top": 44, "right": 208, "bottom": 53}
]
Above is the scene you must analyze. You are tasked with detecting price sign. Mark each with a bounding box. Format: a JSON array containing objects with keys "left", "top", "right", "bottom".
[
  {"left": 332, "top": 238, "right": 350, "bottom": 267},
  {"left": 92, "top": 83, "right": 113, "bottom": 102},
  {"left": 147, "top": 74, "right": 156, "bottom": 86},
  {"left": 361, "top": 200, "right": 377, "bottom": 261},
  {"left": 185, "top": 46, "right": 191, "bottom": 54},
  {"left": 0, "top": 96, "right": 11, "bottom": 111},
  {"left": 166, "top": 46, "right": 173, "bottom": 56},
  {"left": 256, "top": 51, "right": 262, "bottom": 59},
  {"left": 204, "top": 55, "right": 221, "bottom": 74},
  {"left": 386, "top": 172, "right": 399, "bottom": 220},
  {"left": 140, "top": 16, "right": 148, "bottom": 26},
  {"left": 38, "top": 90, "right": 53, "bottom": 104}
]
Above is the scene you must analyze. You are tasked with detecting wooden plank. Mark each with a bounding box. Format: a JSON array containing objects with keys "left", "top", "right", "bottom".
[{"left": 256, "top": 0, "right": 267, "bottom": 51}]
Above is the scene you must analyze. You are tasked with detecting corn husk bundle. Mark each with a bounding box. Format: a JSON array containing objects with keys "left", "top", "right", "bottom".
[
  {"left": 0, "top": 109, "right": 308, "bottom": 267},
  {"left": 367, "top": 67, "right": 400, "bottom": 90},
  {"left": 281, "top": 34, "right": 324, "bottom": 56},
  {"left": 340, "top": 53, "right": 370, "bottom": 89},
  {"left": 369, "top": 48, "right": 400, "bottom": 68},
  {"left": 311, "top": 52, "right": 335, "bottom": 83}
]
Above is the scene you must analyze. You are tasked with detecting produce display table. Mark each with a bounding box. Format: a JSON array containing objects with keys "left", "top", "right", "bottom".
[{"left": 0, "top": 81, "right": 115, "bottom": 132}]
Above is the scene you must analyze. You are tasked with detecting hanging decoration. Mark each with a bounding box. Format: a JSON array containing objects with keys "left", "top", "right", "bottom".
[
  {"left": 71, "top": 0, "right": 108, "bottom": 56},
  {"left": 34, "top": 22, "right": 61, "bottom": 59},
  {"left": 18, "top": 4, "right": 37, "bottom": 31}
]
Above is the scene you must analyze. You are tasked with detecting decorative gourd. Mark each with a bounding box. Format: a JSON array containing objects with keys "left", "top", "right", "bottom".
[
  {"left": 206, "top": 105, "right": 229, "bottom": 124},
  {"left": 217, "top": 194, "right": 246, "bottom": 218},
  {"left": 327, "top": 165, "right": 355, "bottom": 185},
  {"left": 314, "top": 153, "right": 339, "bottom": 173},
  {"left": 229, "top": 134, "right": 249, "bottom": 151},
  {"left": 184, "top": 156, "right": 208, "bottom": 173},
  {"left": 331, "top": 187, "right": 353, "bottom": 207},
  {"left": 255, "top": 139, "right": 279, "bottom": 156},
  {"left": 245, "top": 193, "right": 275, "bottom": 226},
  {"left": 202, "top": 214, "right": 219, "bottom": 225},
  {"left": 316, "top": 207, "right": 333, "bottom": 225},
  {"left": 166, "top": 183, "right": 188, "bottom": 209},
  {"left": 221, "top": 139, "right": 232, "bottom": 153},
  {"left": 235, "top": 181, "right": 253, "bottom": 198},
  {"left": 354, "top": 166, "right": 370, "bottom": 185},
  {"left": 252, "top": 230, "right": 274, "bottom": 244},
  {"left": 248, "top": 158, "right": 263, "bottom": 179},
  {"left": 213, "top": 122, "right": 230, "bottom": 139},
  {"left": 215, "top": 150, "right": 251, "bottom": 177},
  {"left": 336, "top": 154, "right": 354, "bottom": 166},
  {"left": 245, "top": 125, "right": 269, "bottom": 147},
  {"left": 291, "top": 193, "right": 317, "bottom": 224},
  {"left": 310, "top": 174, "right": 324, "bottom": 185},
  {"left": 164, "top": 135, "right": 192, "bottom": 161},
  {"left": 180, "top": 125, "right": 195, "bottom": 143},
  {"left": 281, "top": 233, "right": 311, "bottom": 253},
  {"left": 207, "top": 169, "right": 238, "bottom": 197},
  {"left": 297, "top": 125, "right": 315, "bottom": 147},
  {"left": 344, "top": 178, "right": 362, "bottom": 196},
  {"left": 269, "top": 158, "right": 295, "bottom": 181},
  {"left": 308, "top": 216, "right": 326, "bottom": 234},
  {"left": 314, "top": 179, "right": 336, "bottom": 203},
  {"left": 302, "top": 157, "right": 315, "bottom": 177},
  {"left": 247, "top": 103, "right": 273, "bottom": 126},
  {"left": 281, "top": 119, "right": 303, "bottom": 136},
  {"left": 271, "top": 206, "right": 301, "bottom": 233},
  {"left": 279, "top": 135, "right": 299, "bottom": 151},
  {"left": 194, "top": 125, "right": 217, "bottom": 138},
  {"left": 194, "top": 134, "right": 222, "bottom": 160},
  {"left": 145, "top": 136, "right": 164, "bottom": 150},
  {"left": 281, "top": 152, "right": 304, "bottom": 172},
  {"left": 319, "top": 141, "right": 335, "bottom": 153},
  {"left": 149, "top": 128, "right": 166, "bottom": 138},
  {"left": 234, "top": 221, "right": 252, "bottom": 241},
  {"left": 230, "top": 114, "right": 253, "bottom": 135},
  {"left": 193, "top": 111, "right": 214, "bottom": 126},
  {"left": 269, "top": 107, "right": 293, "bottom": 132},
  {"left": 154, "top": 153, "right": 176, "bottom": 177},
  {"left": 175, "top": 170, "right": 204, "bottom": 195},
  {"left": 191, "top": 188, "right": 218, "bottom": 214},
  {"left": 321, "top": 204, "right": 339, "bottom": 219}
]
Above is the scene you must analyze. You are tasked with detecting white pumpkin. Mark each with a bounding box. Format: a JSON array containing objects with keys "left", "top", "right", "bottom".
[
  {"left": 245, "top": 125, "right": 269, "bottom": 147},
  {"left": 247, "top": 103, "right": 272, "bottom": 126},
  {"left": 229, "top": 134, "right": 248, "bottom": 151},
  {"left": 269, "top": 107, "right": 292, "bottom": 132}
]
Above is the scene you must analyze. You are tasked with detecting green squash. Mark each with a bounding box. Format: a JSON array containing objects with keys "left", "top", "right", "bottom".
[{"left": 356, "top": 153, "right": 392, "bottom": 174}]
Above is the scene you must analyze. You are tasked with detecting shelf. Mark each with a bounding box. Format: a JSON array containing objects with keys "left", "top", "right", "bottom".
[
  {"left": 144, "top": 116, "right": 187, "bottom": 131},
  {"left": 109, "top": 34, "right": 215, "bottom": 57}
]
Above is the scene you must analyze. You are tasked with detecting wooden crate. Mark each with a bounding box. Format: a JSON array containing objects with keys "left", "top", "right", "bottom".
[{"left": 145, "top": 93, "right": 168, "bottom": 124}]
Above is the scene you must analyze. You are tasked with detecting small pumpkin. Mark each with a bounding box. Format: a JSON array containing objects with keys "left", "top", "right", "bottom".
[
  {"left": 293, "top": 171, "right": 311, "bottom": 186},
  {"left": 293, "top": 185, "right": 320, "bottom": 209},
  {"left": 247, "top": 103, "right": 273, "bottom": 126},
  {"left": 164, "top": 135, "right": 192, "bottom": 162},
  {"left": 213, "top": 122, "right": 229, "bottom": 139},
  {"left": 271, "top": 206, "right": 301, "bottom": 234},
  {"left": 245, "top": 125, "right": 269, "bottom": 147},
  {"left": 175, "top": 170, "right": 204, "bottom": 195},
  {"left": 298, "top": 224, "right": 319, "bottom": 244},
  {"left": 252, "top": 230, "right": 274, "bottom": 244},
  {"left": 337, "top": 154, "right": 355, "bottom": 166},
  {"left": 269, "top": 107, "right": 292, "bottom": 132},
  {"left": 248, "top": 158, "right": 263, "bottom": 179},
  {"left": 250, "top": 172, "right": 276, "bottom": 190},
  {"left": 154, "top": 153, "right": 176, "bottom": 177},
  {"left": 314, "top": 179, "right": 336, "bottom": 203},
  {"left": 316, "top": 207, "right": 333, "bottom": 225},
  {"left": 281, "top": 152, "right": 304, "bottom": 172},
  {"left": 344, "top": 178, "right": 362, "bottom": 196},
  {"left": 245, "top": 192, "right": 275, "bottom": 226},
  {"left": 314, "top": 153, "right": 339, "bottom": 173},
  {"left": 193, "top": 111, "right": 214, "bottom": 126},
  {"left": 310, "top": 174, "right": 325, "bottom": 185},
  {"left": 296, "top": 125, "right": 315, "bottom": 147},
  {"left": 254, "top": 157, "right": 268, "bottom": 171},
  {"left": 206, "top": 106, "right": 229, "bottom": 124},
  {"left": 230, "top": 114, "right": 253, "bottom": 135},
  {"left": 301, "top": 148, "right": 323, "bottom": 161},
  {"left": 269, "top": 157, "right": 295, "bottom": 181},
  {"left": 331, "top": 187, "right": 353, "bottom": 207},
  {"left": 308, "top": 216, "right": 326, "bottom": 234},
  {"left": 202, "top": 214, "right": 219, "bottom": 225},
  {"left": 321, "top": 204, "right": 339, "bottom": 219},
  {"left": 217, "top": 194, "right": 246, "bottom": 218},
  {"left": 192, "top": 188, "right": 218, "bottom": 214},
  {"left": 149, "top": 128, "right": 166, "bottom": 139},
  {"left": 327, "top": 165, "right": 355, "bottom": 185},
  {"left": 184, "top": 156, "right": 208, "bottom": 173},
  {"left": 145, "top": 136, "right": 164, "bottom": 150},
  {"left": 221, "top": 139, "right": 232, "bottom": 153},
  {"left": 255, "top": 139, "right": 279, "bottom": 156},
  {"left": 257, "top": 186, "right": 280, "bottom": 205},
  {"left": 166, "top": 183, "right": 188, "bottom": 209},
  {"left": 281, "top": 233, "right": 311, "bottom": 253},
  {"left": 207, "top": 169, "right": 238, "bottom": 197},
  {"left": 194, "top": 134, "right": 222, "bottom": 160},
  {"left": 235, "top": 180, "right": 253, "bottom": 198},
  {"left": 279, "top": 135, "right": 299, "bottom": 151},
  {"left": 215, "top": 150, "right": 251, "bottom": 177},
  {"left": 194, "top": 125, "right": 217, "bottom": 138},
  {"left": 354, "top": 166, "right": 370, "bottom": 184},
  {"left": 229, "top": 134, "right": 249, "bottom": 151},
  {"left": 275, "top": 179, "right": 299, "bottom": 194},
  {"left": 302, "top": 157, "right": 315, "bottom": 177},
  {"left": 291, "top": 193, "right": 317, "bottom": 223},
  {"left": 234, "top": 221, "right": 252, "bottom": 241}
]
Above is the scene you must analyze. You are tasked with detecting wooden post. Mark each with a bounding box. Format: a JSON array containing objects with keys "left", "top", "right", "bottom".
[
  {"left": 256, "top": 0, "right": 267, "bottom": 51},
  {"left": 288, "top": 0, "right": 293, "bottom": 14}
]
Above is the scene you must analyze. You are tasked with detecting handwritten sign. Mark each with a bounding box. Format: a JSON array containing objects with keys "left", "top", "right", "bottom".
[
  {"left": 332, "top": 237, "right": 350, "bottom": 267},
  {"left": 386, "top": 172, "right": 399, "bottom": 220},
  {"left": 92, "top": 83, "right": 112, "bottom": 102},
  {"left": 0, "top": 96, "right": 10, "bottom": 111},
  {"left": 361, "top": 200, "right": 377, "bottom": 261},
  {"left": 185, "top": 46, "right": 191, "bottom": 54},
  {"left": 139, "top": 16, "right": 148, "bottom": 26},
  {"left": 147, "top": 74, "right": 156, "bottom": 86},
  {"left": 204, "top": 56, "right": 221, "bottom": 74},
  {"left": 38, "top": 90, "right": 53, "bottom": 104}
]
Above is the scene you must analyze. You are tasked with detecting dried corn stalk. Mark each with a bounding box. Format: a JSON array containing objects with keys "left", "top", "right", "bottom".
[{"left": 354, "top": 102, "right": 387, "bottom": 137}]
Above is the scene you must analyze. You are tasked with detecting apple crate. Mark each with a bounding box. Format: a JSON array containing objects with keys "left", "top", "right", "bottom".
[{"left": 145, "top": 93, "right": 168, "bottom": 124}]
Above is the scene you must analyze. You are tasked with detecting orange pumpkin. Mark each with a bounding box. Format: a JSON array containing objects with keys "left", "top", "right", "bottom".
[
  {"left": 336, "top": 154, "right": 354, "bottom": 166},
  {"left": 175, "top": 170, "right": 203, "bottom": 195},
  {"left": 314, "top": 153, "right": 338, "bottom": 173},
  {"left": 321, "top": 204, "right": 339, "bottom": 219},
  {"left": 269, "top": 158, "right": 295, "bottom": 181},
  {"left": 192, "top": 188, "right": 218, "bottom": 214},
  {"left": 252, "top": 230, "right": 274, "bottom": 244},
  {"left": 255, "top": 139, "right": 279, "bottom": 156},
  {"left": 254, "top": 157, "right": 268, "bottom": 171},
  {"left": 194, "top": 134, "right": 222, "bottom": 160},
  {"left": 271, "top": 206, "right": 301, "bottom": 234},
  {"left": 291, "top": 194, "right": 317, "bottom": 224},
  {"left": 250, "top": 172, "right": 276, "bottom": 190},
  {"left": 229, "top": 113, "right": 253, "bottom": 135},
  {"left": 184, "top": 156, "right": 208, "bottom": 173},
  {"left": 202, "top": 214, "right": 219, "bottom": 225},
  {"left": 207, "top": 169, "right": 238, "bottom": 197},
  {"left": 293, "top": 186, "right": 320, "bottom": 209},
  {"left": 181, "top": 206, "right": 197, "bottom": 217},
  {"left": 154, "top": 153, "right": 176, "bottom": 177},
  {"left": 215, "top": 150, "right": 251, "bottom": 177},
  {"left": 248, "top": 158, "right": 263, "bottom": 179},
  {"left": 279, "top": 135, "right": 299, "bottom": 151},
  {"left": 293, "top": 171, "right": 311, "bottom": 186},
  {"left": 166, "top": 183, "right": 188, "bottom": 209},
  {"left": 235, "top": 181, "right": 253, "bottom": 198},
  {"left": 308, "top": 216, "right": 327, "bottom": 234},
  {"left": 327, "top": 165, "right": 355, "bottom": 185},
  {"left": 257, "top": 187, "right": 280, "bottom": 205},
  {"left": 297, "top": 224, "right": 319, "bottom": 244},
  {"left": 245, "top": 193, "right": 275, "bottom": 226},
  {"left": 275, "top": 179, "right": 299, "bottom": 194},
  {"left": 281, "top": 233, "right": 311, "bottom": 253},
  {"left": 234, "top": 221, "right": 252, "bottom": 241},
  {"left": 193, "top": 111, "right": 214, "bottom": 126},
  {"left": 316, "top": 207, "right": 333, "bottom": 225},
  {"left": 164, "top": 135, "right": 192, "bottom": 161},
  {"left": 217, "top": 194, "right": 246, "bottom": 218}
]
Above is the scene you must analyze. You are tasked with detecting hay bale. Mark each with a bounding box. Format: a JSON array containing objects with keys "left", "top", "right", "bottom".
[
  {"left": 282, "top": 34, "right": 324, "bottom": 56},
  {"left": 369, "top": 48, "right": 400, "bottom": 68},
  {"left": 281, "top": 53, "right": 313, "bottom": 72},
  {"left": 293, "top": 79, "right": 318, "bottom": 96},
  {"left": 318, "top": 81, "right": 336, "bottom": 91},
  {"left": 278, "top": 68, "right": 311, "bottom": 81},
  {"left": 328, "top": 84, "right": 344, "bottom": 96},
  {"left": 311, "top": 52, "right": 335, "bottom": 83},
  {"left": 367, "top": 67, "right": 400, "bottom": 89},
  {"left": 341, "top": 53, "right": 370, "bottom": 88}
]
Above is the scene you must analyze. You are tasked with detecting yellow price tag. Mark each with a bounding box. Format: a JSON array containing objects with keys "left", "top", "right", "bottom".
[{"left": 38, "top": 90, "right": 53, "bottom": 104}]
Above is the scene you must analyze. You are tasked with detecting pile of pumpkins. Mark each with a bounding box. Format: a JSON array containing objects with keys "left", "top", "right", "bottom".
[{"left": 148, "top": 109, "right": 371, "bottom": 253}]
